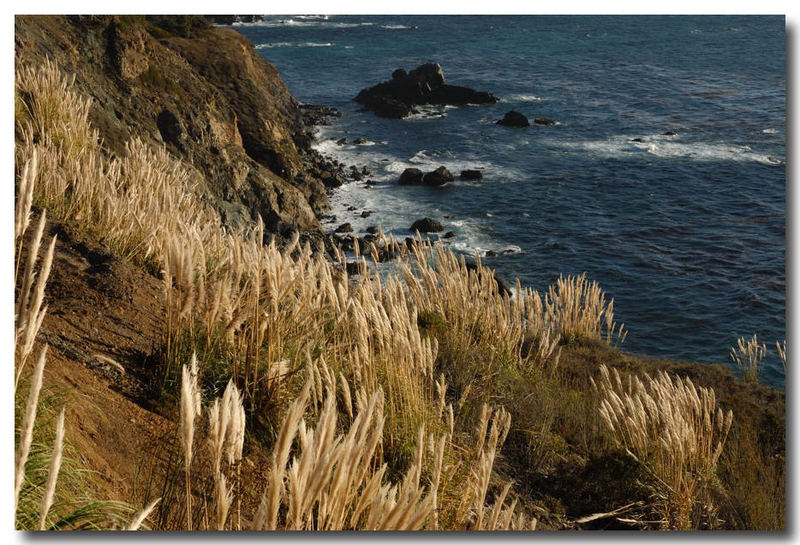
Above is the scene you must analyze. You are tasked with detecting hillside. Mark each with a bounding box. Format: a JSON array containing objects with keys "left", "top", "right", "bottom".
[{"left": 13, "top": 15, "right": 784, "bottom": 531}]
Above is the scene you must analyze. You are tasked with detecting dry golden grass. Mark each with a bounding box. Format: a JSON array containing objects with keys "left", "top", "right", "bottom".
[
  {"left": 730, "top": 334, "right": 767, "bottom": 383},
  {"left": 593, "top": 364, "right": 733, "bottom": 529}
]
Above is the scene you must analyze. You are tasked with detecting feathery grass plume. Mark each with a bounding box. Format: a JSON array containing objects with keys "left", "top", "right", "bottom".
[
  {"left": 179, "top": 354, "right": 202, "bottom": 530},
  {"left": 776, "top": 340, "right": 786, "bottom": 370},
  {"left": 593, "top": 364, "right": 734, "bottom": 529},
  {"left": 15, "top": 347, "right": 48, "bottom": 518},
  {"left": 544, "top": 273, "right": 626, "bottom": 345},
  {"left": 14, "top": 196, "right": 57, "bottom": 391},
  {"left": 730, "top": 334, "right": 767, "bottom": 382},
  {"left": 125, "top": 498, "right": 161, "bottom": 531},
  {"left": 38, "top": 408, "right": 65, "bottom": 530}
]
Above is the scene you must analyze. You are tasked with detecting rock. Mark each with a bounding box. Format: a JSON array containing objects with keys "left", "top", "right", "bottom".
[
  {"left": 463, "top": 259, "right": 511, "bottom": 296},
  {"left": 422, "top": 166, "right": 454, "bottom": 186},
  {"left": 629, "top": 137, "right": 644, "bottom": 143},
  {"left": 361, "top": 166, "right": 370, "bottom": 175},
  {"left": 336, "top": 137, "right": 347, "bottom": 145},
  {"left": 345, "top": 261, "right": 361, "bottom": 276},
  {"left": 398, "top": 167, "right": 424, "bottom": 185},
  {"left": 366, "top": 225, "right": 379, "bottom": 234},
  {"left": 662, "top": 130, "right": 678, "bottom": 136},
  {"left": 410, "top": 218, "right": 443, "bottom": 233},
  {"left": 354, "top": 137, "right": 368, "bottom": 145},
  {"left": 354, "top": 63, "right": 497, "bottom": 119},
  {"left": 460, "top": 169, "right": 483, "bottom": 181},
  {"left": 365, "top": 179, "right": 378, "bottom": 186},
  {"left": 534, "top": 117, "right": 556, "bottom": 126},
  {"left": 443, "top": 231, "right": 456, "bottom": 238},
  {"left": 369, "top": 97, "right": 413, "bottom": 119},
  {"left": 361, "top": 210, "right": 373, "bottom": 218},
  {"left": 321, "top": 172, "right": 343, "bottom": 188},
  {"left": 497, "top": 110, "right": 530, "bottom": 127},
  {"left": 156, "top": 109, "right": 184, "bottom": 146},
  {"left": 485, "top": 250, "right": 498, "bottom": 257},
  {"left": 335, "top": 223, "right": 353, "bottom": 233}
]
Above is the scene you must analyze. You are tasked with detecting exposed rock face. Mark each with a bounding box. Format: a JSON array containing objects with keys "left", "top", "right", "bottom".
[
  {"left": 497, "top": 110, "right": 530, "bottom": 127},
  {"left": 355, "top": 62, "right": 498, "bottom": 119},
  {"left": 15, "top": 15, "right": 329, "bottom": 235},
  {"left": 410, "top": 218, "right": 443, "bottom": 233},
  {"left": 422, "top": 166, "right": 454, "bottom": 186}
]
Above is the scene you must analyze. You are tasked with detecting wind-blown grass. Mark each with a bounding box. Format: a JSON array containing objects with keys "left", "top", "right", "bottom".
[{"left": 593, "top": 364, "right": 733, "bottom": 529}]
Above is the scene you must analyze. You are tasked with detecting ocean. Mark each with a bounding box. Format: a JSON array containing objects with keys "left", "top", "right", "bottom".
[{"left": 232, "top": 15, "right": 786, "bottom": 387}]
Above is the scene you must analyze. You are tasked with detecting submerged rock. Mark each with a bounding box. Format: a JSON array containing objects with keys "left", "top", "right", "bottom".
[
  {"left": 460, "top": 169, "right": 483, "bottom": 181},
  {"left": 355, "top": 62, "right": 497, "bottom": 119},
  {"left": 497, "top": 110, "right": 530, "bottom": 127},
  {"left": 534, "top": 116, "right": 556, "bottom": 126}
]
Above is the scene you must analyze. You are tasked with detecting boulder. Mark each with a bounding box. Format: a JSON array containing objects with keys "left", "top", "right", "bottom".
[
  {"left": 336, "top": 137, "right": 347, "bottom": 145},
  {"left": 443, "top": 231, "right": 456, "bottom": 238},
  {"left": 354, "top": 137, "right": 368, "bottom": 144},
  {"left": 662, "top": 130, "right": 678, "bottom": 136},
  {"left": 497, "top": 110, "right": 530, "bottom": 127},
  {"left": 361, "top": 210, "right": 373, "bottom": 218},
  {"left": 460, "top": 169, "right": 483, "bottom": 181},
  {"left": 355, "top": 62, "right": 497, "bottom": 119},
  {"left": 335, "top": 222, "right": 353, "bottom": 233},
  {"left": 410, "top": 217, "right": 443, "bottom": 233},
  {"left": 422, "top": 166, "right": 454, "bottom": 186},
  {"left": 398, "top": 167, "right": 424, "bottom": 185},
  {"left": 534, "top": 117, "right": 556, "bottom": 126}
]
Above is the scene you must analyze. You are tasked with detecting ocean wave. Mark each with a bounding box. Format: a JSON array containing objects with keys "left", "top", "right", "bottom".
[
  {"left": 381, "top": 24, "right": 415, "bottom": 30},
  {"left": 255, "top": 41, "right": 333, "bottom": 49},
  {"left": 762, "top": 128, "right": 779, "bottom": 134},
  {"left": 238, "top": 18, "right": 374, "bottom": 29},
  {"left": 558, "top": 134, "right": 784, "bottom": 166}
]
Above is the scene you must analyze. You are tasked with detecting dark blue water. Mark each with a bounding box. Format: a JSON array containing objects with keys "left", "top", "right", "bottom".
[{"left": 233, "top": 15, "right": 786, "bottom": 387}]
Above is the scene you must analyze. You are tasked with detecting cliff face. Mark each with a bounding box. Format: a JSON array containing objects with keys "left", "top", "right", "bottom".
[{"left": 14, "top": 15, "right": 328, "bottom": 234}]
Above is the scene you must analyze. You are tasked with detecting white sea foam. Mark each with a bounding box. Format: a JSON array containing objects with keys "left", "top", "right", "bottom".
[
  {"left": 239, "top": 18, "right": 374, "bottom": 29},
  {"left": 255, "top": 42, "right": 333, "bottom": 49},
  {"left": 557, "top": 134, "right": 783, "bottom": 166},
  {"left": 381, "top": 24, "right": 414, "bottom": 29},
  {"left": 762, "top": 128, "right": 779, "bottom": 134},
  {"left": 502, "top": 93, "right": 544, "bottom": 102}
]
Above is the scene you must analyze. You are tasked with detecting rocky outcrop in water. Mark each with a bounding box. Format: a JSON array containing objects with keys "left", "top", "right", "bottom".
[
  {"left": 497, "top": 110, "right": 530, "bottom": 127},
  {"left": 410, "top": 218, "right": 443, "bottom": 233},
  {"left": 355, "top": 62, "right": 498, "bottom": 119},
  {"left": 422, "top": 166, "right": 454, "bottom": 186}
]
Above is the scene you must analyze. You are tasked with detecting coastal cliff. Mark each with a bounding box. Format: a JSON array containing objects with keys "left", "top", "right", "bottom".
[{"left": 15, "top": 15, "right": 327, "bottom": 234}]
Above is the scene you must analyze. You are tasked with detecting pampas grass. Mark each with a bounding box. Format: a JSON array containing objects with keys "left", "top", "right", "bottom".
[
  {"left": 38, "top": 408, "right": 65, "bottom": 530},
  {"left": 593, "top": 364, "right": 734, "bottom": 529},
  {"left": 730, "top": 334, "right": 767, "bottom": 382}
]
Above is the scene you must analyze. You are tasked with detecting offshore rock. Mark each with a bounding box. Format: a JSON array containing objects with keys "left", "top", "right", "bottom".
[
  {"left": 497, "top": 110, "right": 530, "bottom": 127},
  {"left": 355, "top": 62, "right": 497, "bottom": 119}
]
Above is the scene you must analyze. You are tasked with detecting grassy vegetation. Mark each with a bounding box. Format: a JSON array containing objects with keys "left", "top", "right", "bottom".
[{"left": 14, "top": 58, "right": 785, "bottom": 530}]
